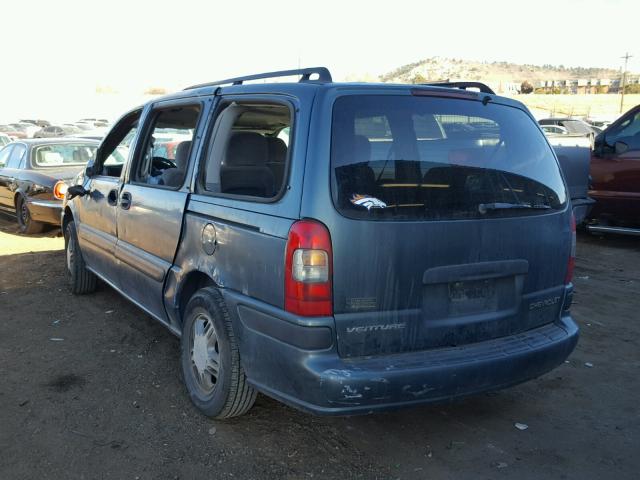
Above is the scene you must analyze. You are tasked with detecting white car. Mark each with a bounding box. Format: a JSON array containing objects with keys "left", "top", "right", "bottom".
[{"left": 541, "top": 125, "right": 569, "bottom": 136}]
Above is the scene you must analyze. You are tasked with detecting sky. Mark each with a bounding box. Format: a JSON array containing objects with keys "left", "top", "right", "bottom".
[{"left": 1, "top": 0, "right": 638, "bottom": 120}]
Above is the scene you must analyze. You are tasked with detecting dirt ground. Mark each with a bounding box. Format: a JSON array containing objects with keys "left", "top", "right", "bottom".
[{"left": 0, "top": 213, "right": 638, "bottom": 480}]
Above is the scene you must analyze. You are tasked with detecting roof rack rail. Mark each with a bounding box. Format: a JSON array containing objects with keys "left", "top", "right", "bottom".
[
  {"left": 422, "top": 81, "right": 495, "bottom": 95},
  {"left": 184, "top": 67, "right": 332, "bottom": 90}
]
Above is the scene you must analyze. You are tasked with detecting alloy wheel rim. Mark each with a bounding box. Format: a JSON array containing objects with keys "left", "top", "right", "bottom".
[{"left": 190, "top": 313, "right": 221, "bottom": 395}]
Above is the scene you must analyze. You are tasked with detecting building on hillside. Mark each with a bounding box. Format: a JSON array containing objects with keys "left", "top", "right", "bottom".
[
  {"left": 536, "top": 78, "right": 610, "bottom": 94},
  {"left": 535, "top": 75, "right": 639, "bottom": 94},
  {"left": 493, "top": 81, "right": 520, "bottom": 94}
]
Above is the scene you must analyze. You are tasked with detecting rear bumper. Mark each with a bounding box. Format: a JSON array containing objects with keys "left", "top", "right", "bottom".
[
  {"left": 27, "top": 199, "right": 63, "bottom": 225},
  {"left": 224, "top": 291, "right": 579, "bottom": 416}
]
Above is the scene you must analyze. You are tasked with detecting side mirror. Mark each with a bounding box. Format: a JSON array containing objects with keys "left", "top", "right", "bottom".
[
  {"left": 615, "top": 141, "right": 629, "bottom": 155},
  {"left": 67, "top": 185, "right": 88, "bottom": 199}
]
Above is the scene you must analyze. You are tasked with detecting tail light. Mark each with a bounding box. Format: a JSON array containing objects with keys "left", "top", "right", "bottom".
[
  {"left": 53, "top": 181, "right": 68, "bottom": 200},
  {"left": 565, "top": 213, "right": 576, "bottom": 284},
  {"left": 285, "top": 219, "right": 333, "bottom": 316}
]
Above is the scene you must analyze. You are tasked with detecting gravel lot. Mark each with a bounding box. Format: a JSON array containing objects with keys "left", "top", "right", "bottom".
[{"left": 0, "top": 214, "right": 638, "bottom": 480}]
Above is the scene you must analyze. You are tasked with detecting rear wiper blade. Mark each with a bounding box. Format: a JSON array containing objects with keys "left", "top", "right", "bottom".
[{"left": 478, "top": 202, "right": 551, "bottom": 214}]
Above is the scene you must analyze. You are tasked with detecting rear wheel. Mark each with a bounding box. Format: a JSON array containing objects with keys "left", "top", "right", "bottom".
[
  {"left": 16, "top": 196, "right": 44, "bottom": 234},
  {"left": 180, "top": 287, "right": 257, "bottom": 419},
  {"left": 64, "top": 220, "right": 97, "bottom": 294}
]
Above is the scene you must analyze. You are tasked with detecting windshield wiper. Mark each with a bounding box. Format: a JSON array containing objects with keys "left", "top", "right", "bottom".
[{"left": 478, "top": 202, "right": 551, "bottom": 214}]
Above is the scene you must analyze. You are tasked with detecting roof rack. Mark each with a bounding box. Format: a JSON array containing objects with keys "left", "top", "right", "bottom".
[
  {"left": 184, "top": 67, "right": 332, "bottom": 90},
  {"left": 422, "top": 81, "right": 495, "bottom": 95}
]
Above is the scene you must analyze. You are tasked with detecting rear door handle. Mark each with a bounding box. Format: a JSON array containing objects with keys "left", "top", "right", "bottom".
[
  {"left": 107, "top": 189, "right": 118, "bottom": 206},
  {"left": 120, "top": 191, "right": 132, "bottom": 210}
]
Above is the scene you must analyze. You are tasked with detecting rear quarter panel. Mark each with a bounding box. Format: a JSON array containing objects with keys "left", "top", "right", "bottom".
[{"left": 172, "top": 203, "right": 293, "bottom": 306}]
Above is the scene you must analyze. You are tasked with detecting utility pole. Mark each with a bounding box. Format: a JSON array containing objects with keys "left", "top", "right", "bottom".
[{"left": 620, "top": 52, "right": 633, "bottom": 113}]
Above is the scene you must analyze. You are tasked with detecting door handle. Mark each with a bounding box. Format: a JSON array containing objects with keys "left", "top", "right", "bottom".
[
  {"left": 107, "top": 189, "right": 118, "bottom": 206},
  {"left": 120, "top": 191, "right": 132, "bottom": 210}
]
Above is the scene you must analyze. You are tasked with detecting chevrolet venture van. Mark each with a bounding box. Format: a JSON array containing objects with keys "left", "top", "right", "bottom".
[{"left": 62, "top": 68, "right": 578, "bottom": 418}]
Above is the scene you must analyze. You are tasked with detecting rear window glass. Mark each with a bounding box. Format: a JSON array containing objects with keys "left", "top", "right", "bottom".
[
  {"left": 331, "top": 95, "right": 566, "bottom": 220},
  {"left": 33, "top": 144, "right": 97, "bottom": 167}
]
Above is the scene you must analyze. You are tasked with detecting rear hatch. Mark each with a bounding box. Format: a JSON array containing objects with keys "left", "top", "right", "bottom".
[{"left": 325, "top": 92, "right": 572, "bottom": 358}]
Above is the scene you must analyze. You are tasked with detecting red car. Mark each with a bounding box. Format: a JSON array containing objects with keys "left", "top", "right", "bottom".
[
  {"left": 589, "top": 104, "right": 640, "bottom": 232},
  {"left": 0, "top": 125, "right": 27, "bottom": 140}
]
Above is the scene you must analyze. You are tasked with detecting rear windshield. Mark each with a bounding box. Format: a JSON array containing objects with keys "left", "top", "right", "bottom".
[
  {"left": 331, "top": 95, "right": 567, "bottom": 221},
  {"left": 32, "top": 144, "right": 97, "bottom": 167}
]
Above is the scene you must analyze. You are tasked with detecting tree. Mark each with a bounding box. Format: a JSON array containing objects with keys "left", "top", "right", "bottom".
[
  {"left": 520, "top": 81, "right": 534, "bottom": 94},
  {"left": 411, "top": 73, "right": 429, "bottom": 84}
]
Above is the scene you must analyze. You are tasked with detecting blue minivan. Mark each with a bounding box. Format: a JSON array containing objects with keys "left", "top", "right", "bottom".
[{"left": 63, "top": 68, "right": 578, "bottom": 418}]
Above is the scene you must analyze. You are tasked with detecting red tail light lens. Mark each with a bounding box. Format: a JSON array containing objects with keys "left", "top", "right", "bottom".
[
  {"left": 285, "top": 220, "right": 333, "bottom": 316},
  {"left": 565, "top": 213, "right": 576, "bottom": 284}
]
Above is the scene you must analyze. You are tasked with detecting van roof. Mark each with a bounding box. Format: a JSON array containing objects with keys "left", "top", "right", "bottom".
[{"left": 148, "top": 67, "right": 529, "bottom": 113}]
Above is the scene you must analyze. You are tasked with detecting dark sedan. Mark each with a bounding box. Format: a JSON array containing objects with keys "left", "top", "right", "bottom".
[{"left": 0, "top": 139, "right": 99, "bottom": 233}]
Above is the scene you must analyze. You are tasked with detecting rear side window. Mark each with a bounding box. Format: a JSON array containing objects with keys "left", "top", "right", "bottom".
[
  {"left": 33, "top": 144, "right": 97, "bottom": 167},
  {"left": 203, "top": 102, "right": 291, "bottom": 200},
  {"left": 331, "top": 95, "right": 567, "bottom": 220},
  {"left": 7, "top": 144, "right": 26, "bottom": 169}
]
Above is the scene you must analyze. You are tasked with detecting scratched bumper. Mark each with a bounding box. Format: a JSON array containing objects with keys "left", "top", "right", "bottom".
[{"left": 224, "top": 290, "right": 578, "bottom": 416}]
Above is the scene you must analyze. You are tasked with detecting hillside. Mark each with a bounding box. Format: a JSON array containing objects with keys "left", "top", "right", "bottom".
[{"left": 380, "top": 57, "right": 622, "bottom": 86}]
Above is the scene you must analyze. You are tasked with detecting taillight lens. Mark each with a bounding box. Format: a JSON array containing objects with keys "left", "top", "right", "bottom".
[
  {"left": 565, "top": 213, "right": 576, "bottom": 284},
  {"left": 53, "top": 181, "right": 68, "bottom": 200},
  {"left": 285, "top": 220, "right": 333, "bottom": 316}
]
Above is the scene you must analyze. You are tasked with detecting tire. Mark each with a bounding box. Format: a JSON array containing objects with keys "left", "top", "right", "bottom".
[
  {"left": 16, "top": 196, "right": 45, "bottom": 234},
  {"left": 64, "top": 220, "right": 97, "bottom": 294},
  {"left": 181, "top": 287, "right": 257, "bottom": 419}
]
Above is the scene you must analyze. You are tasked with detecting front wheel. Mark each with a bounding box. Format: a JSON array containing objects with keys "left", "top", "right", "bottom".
[
  {"left": 64, "top": 220, "right": 97, "bottom": 294},
  {"left": 180, "top": 287, "right": 257, "bottom": 419},
  {"left": 16, "top": 196, "right": 44, "bottom": 234}
]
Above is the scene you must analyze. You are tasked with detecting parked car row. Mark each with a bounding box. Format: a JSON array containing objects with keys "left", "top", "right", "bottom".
[
  {"left": 0, "top": 124, "right": 28, "bottom": 140},
  {"left": 0, "top": 119, "right": 110, "bottom": 141}
]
